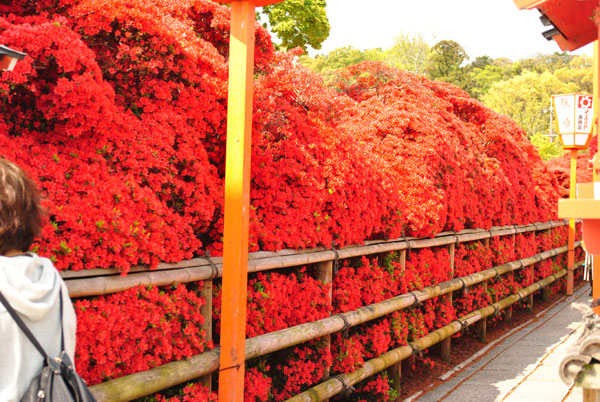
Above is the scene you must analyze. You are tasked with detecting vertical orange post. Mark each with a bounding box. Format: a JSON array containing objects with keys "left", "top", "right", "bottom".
[
  {"left": 218, "top": 2, "right": 256, "bottom": 401},
  {"left": 595, "top": 40, "right": 599, "bottom": 184},
  {"left": 567, "top": 149, "right": 577, "bottom": 296},
  {"left": 595, "top": 15, "right": 600, "bottom": 314},
  {"left": 594, "top": 11, "right": 600, "bottom": 315}
]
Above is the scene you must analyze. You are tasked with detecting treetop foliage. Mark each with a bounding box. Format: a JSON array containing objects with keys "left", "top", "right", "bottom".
[{"left": 260, "top": 0, "right": 330, "bottom": 51}]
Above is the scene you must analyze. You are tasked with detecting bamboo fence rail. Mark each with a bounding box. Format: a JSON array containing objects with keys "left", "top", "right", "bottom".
[
  {"left": 88, "top": 233, "right": 580, "bottom": 402},
  {"left": 64, "top": 221, "right": 569, "bottom": 298}
]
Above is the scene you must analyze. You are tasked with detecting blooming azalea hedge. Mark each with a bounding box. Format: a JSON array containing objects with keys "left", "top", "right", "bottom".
[
  {"left": 0, "top": 0, "right": 560, "bottom": 272},
  {"left": 0, "top": 1, "right": 575, "bottom": 400},
  {"left": 72, "top": 228, "right": 569, "bottom": 401}
]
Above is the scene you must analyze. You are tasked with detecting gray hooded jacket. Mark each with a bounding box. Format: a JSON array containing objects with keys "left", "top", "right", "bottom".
[{"left": 0, "top": 253, "right": 76, "bottom": 401}]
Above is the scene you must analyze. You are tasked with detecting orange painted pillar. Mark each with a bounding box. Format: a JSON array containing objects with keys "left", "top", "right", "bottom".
[
  {"left": 568, "top": 149, "right": 577, "bottom": 296},
  {"left": 595, "top": 15, "right": 600, "bottom": 314},
  {"left": 218, "top": 2, "right": 256, "bottom": 401},
  {"left": 594, "top": 12, "right": 600, "bottom": 315}
]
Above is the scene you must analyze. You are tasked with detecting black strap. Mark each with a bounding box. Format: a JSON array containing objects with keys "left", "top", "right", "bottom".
[
  {"left": 0, "top": 287, "right": 65, "bottom": 359},
  {"left": 59, "top": 288, "right": 64, "bottom": 352}
]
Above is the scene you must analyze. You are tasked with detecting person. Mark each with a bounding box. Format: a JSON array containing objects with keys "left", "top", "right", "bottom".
[{"left": 0, "top": 158, "right": 77, "bottom": 401}]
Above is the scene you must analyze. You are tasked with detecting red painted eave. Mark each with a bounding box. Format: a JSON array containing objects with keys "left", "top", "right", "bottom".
[{"left": 513, "top": 0, "right": 598, "bottom": 51}]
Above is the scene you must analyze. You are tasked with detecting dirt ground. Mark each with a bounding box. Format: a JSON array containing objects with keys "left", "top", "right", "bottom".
[{"left": 396, "top": 282, "right": 590, "bottom": 401}]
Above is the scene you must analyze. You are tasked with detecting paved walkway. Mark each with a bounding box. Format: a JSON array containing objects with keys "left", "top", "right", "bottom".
[{"left": 412, "top": 285, "right": 591, "bottom": 402}]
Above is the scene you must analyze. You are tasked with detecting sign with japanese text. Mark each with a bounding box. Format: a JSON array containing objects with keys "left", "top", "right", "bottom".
[{"left": 552, "top": 94, "right": 594, "bottom": 149}]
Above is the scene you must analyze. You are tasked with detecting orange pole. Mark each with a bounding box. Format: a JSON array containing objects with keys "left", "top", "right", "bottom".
[
  {"left": 594, "top": 9, "right": 600, "bottom": 314},
  {"left": 567, "top": 149, "right": 577, "bottom": 296},
  {"left": 595, "top": 15, "right": 600, "bottom": 313},
  {"left": 218, "top": 2, "right": 256, "bottom": 401}
]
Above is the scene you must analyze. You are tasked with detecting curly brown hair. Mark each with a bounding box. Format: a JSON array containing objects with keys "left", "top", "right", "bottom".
[{"left": 0, "top": 158, "right": 45, "bottom": 255}]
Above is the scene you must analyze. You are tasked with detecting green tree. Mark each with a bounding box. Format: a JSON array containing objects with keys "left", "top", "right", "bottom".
[
  {"left": 554, "top": 55, "right": 593, "bottom": 93},
  {"left": 469, "top": 55, "right": 493, "bottom": 69},
  {"left": 529, "top": 132, "right": 563, "bottom": 160},
  {"left": 483, "top": 70, "right": 578, "bottom": 137},
  {"left": 459, "top": 56, "right": 507, "bottom": 100},
  {"left": 464, "top": 64, "right": 504, "bottom": 100},
  {"left": 299, "top": 46, "right": 384, "bottom": 84},
  {"left": 385, "top": 32, "right": 430, "bottom": 75},
  {"left": 260, "top": 0, "right": 330, "bottom": 51},
  {"left": 425, "top": 40, "right": 468, "bottom": 85},
  {"left": 511, "top": 52, "right": 575, "bottom": 77}
]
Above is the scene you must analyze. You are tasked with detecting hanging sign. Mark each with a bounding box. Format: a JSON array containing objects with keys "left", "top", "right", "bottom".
[{"left": 552, "top": 94, "right": 594, "bottom": 149}]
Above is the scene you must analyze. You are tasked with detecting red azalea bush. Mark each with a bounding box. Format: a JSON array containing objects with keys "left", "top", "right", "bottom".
[
  {"left": 74, "top": 283, "right": 210, "bottom": 385},
  {"left": 333, "top": 62, "right": 560, "bottom": 236},
  {"left": 155, "top": 383, "right": 218, "bottom": 402},
  {"left": 0, "top": 1, "right": 561, "bottom": 270},
  {"left": 347, "top": 372, "right": 398, "bottom": 402},
  {"left": 547, "top": 137, "right": 596, "bottom": 198},
  {"left": 213, "top": 268, "right": 331, "bottom": 339}
]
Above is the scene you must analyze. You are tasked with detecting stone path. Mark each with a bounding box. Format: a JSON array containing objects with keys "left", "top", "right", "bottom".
[{"left": 412, "top": 285, "right": 591, "bottom": 402}]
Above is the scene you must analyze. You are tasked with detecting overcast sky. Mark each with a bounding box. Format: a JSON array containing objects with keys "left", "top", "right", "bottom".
[{"left": 311, "top": 0, "right": 593, "bottom": 61}]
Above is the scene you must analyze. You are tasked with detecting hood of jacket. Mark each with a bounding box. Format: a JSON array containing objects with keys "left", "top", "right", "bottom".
[{"left": 0, "top": 253, "right": 60, "bottom": 322}]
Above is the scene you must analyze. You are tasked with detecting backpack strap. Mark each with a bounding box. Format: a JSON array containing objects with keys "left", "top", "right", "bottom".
[
  {"left": 59, "top": 287, "right": 65, "bottom": 352},
  {"left": 0, "top": 289, "right": 51, "bottom": 359}
]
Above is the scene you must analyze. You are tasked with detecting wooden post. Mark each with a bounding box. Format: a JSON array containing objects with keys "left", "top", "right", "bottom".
[
  {"left": 399, "top": 249, "right": 407, "bottom": 271},
  {"left": 449, "top": 243, "right": 455, "bottom": 278},
  {"left": 584, "top": 389, "right": 600, "bottom": 402},
  {"left": 218, "top": 2, "right": 257, "bottom": 400},
  {"left": 200, "top": 279, "right": 213, "bottom": 391},
  {"left": 542, "top": 283, "right": 550, "bottom": 302},
  {"left": 316, "top": 260, "right": 333, "bottom": 402},
  {"left": 478, "top": 280, "right": 487, "bottom": 343},
  {"left": 388, "top": 362, "right": 402, "bottom": 396},
  {"left": 528, "top": 264, "right": 535, "bottom": 311},
  {"left": 440, "top": 243, "right": 455, "bottom": 362},
  {"left": 389, "top": 250, "right": 406, "bottom": 395},
  {"left": 440, "top": 292, "right": 453, "bottom": 362},
  {"left": 505, "top": 305, "right": 513, "bottom": 325}
]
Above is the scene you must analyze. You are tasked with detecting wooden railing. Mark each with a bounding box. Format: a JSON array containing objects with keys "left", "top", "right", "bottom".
[{"left": 64, "top": 220, "right": 581, "bottom": 401}]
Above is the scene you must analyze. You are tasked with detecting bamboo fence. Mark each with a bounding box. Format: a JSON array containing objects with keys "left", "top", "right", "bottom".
[
  {"left": 80, "top": 220, "right": 581, "bottom": 402},
  {"left": 63, "top": 221, "right": 566, "bottom": 297},
  {"left": 286, "top": 269, "right": 572, "bottom": 402}
]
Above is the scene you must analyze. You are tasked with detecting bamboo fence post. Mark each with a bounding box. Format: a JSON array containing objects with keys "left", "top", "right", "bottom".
[
  {"left": 389, "top": 250, "right": 407, "bottom": 395},
  {"left": 316, "top": 260, "right": 333, "bottom": 402},
  {"left": 200, "top": 279, "right": 213, "bottom": 391},
  {"left": 528, "top": 263, "right": 535, "bottom": 311},
  {"left": 440, "top": 243, "right": 455, "bottom": 363},
  {"left": 440, "top": 291, "right": 453, "bottom": 362},
  {"left": 584, "top": 389, "right": 600, "bottom": 402},
  {"left": 542, "top": 230, "right": 551, "bottom": 303},
  {"left": 478, "top": 279, "right": 488, "bottom": 343},
  {"left": 505, "top": 304, "right": 513, "bottom": 325},
  {"left": 542, "top": 283, "right": 550, "bottom": 302},
  {"left": 477, "top": 238, "right": 492, "bottom": 343}
]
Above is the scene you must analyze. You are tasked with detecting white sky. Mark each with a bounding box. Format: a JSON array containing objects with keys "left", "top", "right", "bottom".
[{"left": 311, "top": 0, "right": 594, "bottom": 61}]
